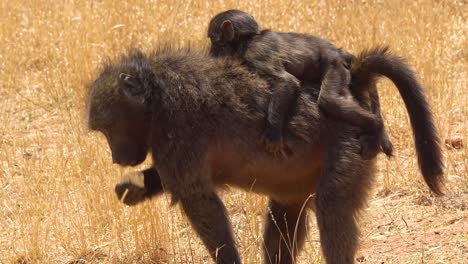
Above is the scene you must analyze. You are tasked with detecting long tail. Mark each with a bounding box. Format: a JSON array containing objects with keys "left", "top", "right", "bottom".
[{"left": 350, "top": 46, "right": 444, "bottom": 195}]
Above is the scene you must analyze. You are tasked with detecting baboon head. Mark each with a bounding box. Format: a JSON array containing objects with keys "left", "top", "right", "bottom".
[
  {"left": 207, "top": 9, "right": 260, "bottom": 57},
  {"left": 87, "top": 57, "right": 154, "bottom": 166}
]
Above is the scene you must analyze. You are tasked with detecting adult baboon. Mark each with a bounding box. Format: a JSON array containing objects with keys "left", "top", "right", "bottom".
[
  {"left": 88, "top": 47, "right": 443, "bottom": 264},
  {"left": 207, "top": 9, "right": 393, "bottom": 159}
]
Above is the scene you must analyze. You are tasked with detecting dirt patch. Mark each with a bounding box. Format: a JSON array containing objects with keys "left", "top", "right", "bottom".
[{"left": 356, "top": 190, "right": 467, "bottom": 263}]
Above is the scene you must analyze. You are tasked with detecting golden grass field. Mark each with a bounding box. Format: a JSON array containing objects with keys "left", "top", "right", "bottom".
[{"left": 0, "top": 0, "right": 466, "bottom": 263}]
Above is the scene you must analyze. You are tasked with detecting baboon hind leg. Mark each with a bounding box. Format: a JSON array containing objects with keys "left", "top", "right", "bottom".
[
  {"left": 263, "top": 199, "right": 308, "bottom": 264},
  {"left": 179, "top": 190, "right": 241, "bottom": 264},
  {"left": 316, "top": 124, "right": 373, "bottom": 264}
]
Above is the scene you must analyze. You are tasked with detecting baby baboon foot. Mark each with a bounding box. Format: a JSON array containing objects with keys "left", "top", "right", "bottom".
[
  {"left": 266, "top": 141, "right": 287, "bottom": 158},
  {"left": 381, "top": 139, "right": 394, "bottom": 157},
  {"left": 359, "top": 133, "right": 381, "bottom": 160},
  {"left": 262, "top": 129, "right": 287, "bottom": 158},
  {"left": 115, "top": 171, "right": 147, "bottom": 206}
]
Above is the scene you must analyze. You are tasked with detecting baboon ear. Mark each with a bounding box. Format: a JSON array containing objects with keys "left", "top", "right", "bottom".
[
  {"left": 220, "top": 20, "right": 235, "bottom": 41},
  {"left": 119, "top": 73, "right": 145, "bottom": 104}
]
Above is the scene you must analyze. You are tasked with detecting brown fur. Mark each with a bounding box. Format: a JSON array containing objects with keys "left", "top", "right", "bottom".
[
  {"left": 88, "top": 47, "right": 443, "bottom": 264},
  {"left": 207, "top": 9, "right": 393, "bottom": 158}
]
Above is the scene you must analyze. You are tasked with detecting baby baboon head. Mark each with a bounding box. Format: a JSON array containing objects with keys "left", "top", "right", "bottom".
[{"left": 207, "top": 9, "right": 260, "bottom": 57}]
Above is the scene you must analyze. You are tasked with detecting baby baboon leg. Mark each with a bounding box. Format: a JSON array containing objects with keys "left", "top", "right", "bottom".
[
  {"left": 368, "top": 86, "right": 393, "bottom": 157},
  {"left": 263, "top": 199, "right": 308, "bottom": 264},
  {"left": 179, "top": 191, "right": 241, "bottom": 264},
  {"left": 380, "top": 128, "right": 393, "bottom": 157},
  {"left": 318, "top": 59, "right": 380, "bottom": 131},
  {"left": 359, "top": 85, "right": 384, "bottom": 159},
  {"left": 359, "top": 133, "right": 383, "bottom": 160}
]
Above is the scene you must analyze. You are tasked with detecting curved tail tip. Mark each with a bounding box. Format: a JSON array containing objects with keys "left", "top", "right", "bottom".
[{"left": 423, "top": 168, "right": 445, "bottom": 196}]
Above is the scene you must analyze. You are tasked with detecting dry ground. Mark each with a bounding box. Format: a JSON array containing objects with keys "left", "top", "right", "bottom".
[{"left": 0, "top": 0, "right": 466, "bottom": 263}]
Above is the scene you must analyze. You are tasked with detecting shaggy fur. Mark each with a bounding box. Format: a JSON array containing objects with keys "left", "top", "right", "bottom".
[{"left": 89, "top": 47, "right": 443, "bottom": 264}]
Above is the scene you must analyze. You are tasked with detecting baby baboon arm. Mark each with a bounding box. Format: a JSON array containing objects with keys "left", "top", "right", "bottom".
[
  {"left": 263, "top": 71, "right": 300, "bottom": 156},
  {"left": 115, "top": 167, "right": 163, "bottom": 206},
  {"left": 318, "top": 60, "right": 382, "bottom": 132},
  {"left": 245, "top": 51, "right": 300, "bottom": 156}
]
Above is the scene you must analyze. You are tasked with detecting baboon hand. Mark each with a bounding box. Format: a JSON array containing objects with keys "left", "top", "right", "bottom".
[{"left": 115, "top": 171, "right": 147, "bottom": 206}]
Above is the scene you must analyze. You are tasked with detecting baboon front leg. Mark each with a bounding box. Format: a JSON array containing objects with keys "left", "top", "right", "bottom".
[
  {"left": 180, "top": 191, "right": 241, "bottom": 264},
  {"left": 263, "top": 199, "right": 308, "bottom": 264}
]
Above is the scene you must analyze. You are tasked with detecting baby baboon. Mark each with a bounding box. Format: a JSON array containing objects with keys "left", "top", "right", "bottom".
[
  {"left": 87, "top": 47, "right": 443, "bottom": 264},
  {"left": 208, "top": 9, "right": 393, "bottom": 159}
]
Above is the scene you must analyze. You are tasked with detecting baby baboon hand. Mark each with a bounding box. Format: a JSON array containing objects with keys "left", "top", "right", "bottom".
[{"left": 115, "top": 171, "right": 147, "bottom": 206}]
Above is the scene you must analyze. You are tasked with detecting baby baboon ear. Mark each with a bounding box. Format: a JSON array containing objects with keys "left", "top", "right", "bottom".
[
  {"left": 119, "top": 73, "right": 146, "bottom": 104},
  {"left": 220, "top": 20, "right": 235, "bottom": 41}
]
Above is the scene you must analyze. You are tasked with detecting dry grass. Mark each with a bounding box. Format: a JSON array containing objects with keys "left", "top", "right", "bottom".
[{"left": 0, "top": 0, "right": 466, "bottom": 263}]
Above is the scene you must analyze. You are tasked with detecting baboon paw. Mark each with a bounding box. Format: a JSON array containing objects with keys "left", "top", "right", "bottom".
[{"left": 115, "top": 171, "right": 147, "bottom": 206}]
